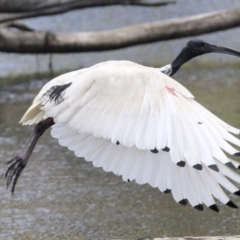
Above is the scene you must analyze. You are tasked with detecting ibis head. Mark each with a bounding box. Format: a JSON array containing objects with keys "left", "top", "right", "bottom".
[{"left": 170, "top": 39, "right": 240, "bottom": 76}]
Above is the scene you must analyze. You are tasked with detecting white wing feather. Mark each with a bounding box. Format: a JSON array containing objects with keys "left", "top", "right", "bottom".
[
  {"left": 51, "top": 123, "right": 240, "bottom": 210},
  {"left": 22, "top": 60, "right": 240, "bottom": 211}
]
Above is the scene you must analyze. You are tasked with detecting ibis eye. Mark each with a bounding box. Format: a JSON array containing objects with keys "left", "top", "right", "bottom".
[{"left": 198, "top": 42, "right": 205, "bottom": 47}]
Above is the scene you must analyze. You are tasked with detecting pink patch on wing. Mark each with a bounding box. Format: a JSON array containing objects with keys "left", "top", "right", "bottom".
[{"left": 166, "top": 86, "right": 177, "bottom": 97}]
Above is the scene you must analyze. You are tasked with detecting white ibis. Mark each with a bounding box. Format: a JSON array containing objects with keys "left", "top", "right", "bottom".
[{"left": 4, "top": 40, "right": 240, "bottom": 212}]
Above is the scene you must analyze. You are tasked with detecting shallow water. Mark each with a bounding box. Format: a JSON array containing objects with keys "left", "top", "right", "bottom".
[{"left": 0, "top": 66, "right": 240, "bottom": 240}]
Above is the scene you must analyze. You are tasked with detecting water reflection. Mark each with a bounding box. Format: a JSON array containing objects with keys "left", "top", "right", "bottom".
[{"left": 0, "top": 66, "right": 239, "bottom": 239}]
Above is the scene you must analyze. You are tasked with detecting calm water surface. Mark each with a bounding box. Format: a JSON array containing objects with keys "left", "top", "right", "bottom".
[{"left": 0, "top": 65, "right": 239, "bottom": 239}]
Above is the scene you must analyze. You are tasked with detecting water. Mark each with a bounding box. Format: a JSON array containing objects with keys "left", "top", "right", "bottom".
[
  {"left": 1, "top": 0, "right": 240, "bottom": 77},
  {"left": 1, "top": 0, "right": 240, "bottom": 238},
  {"left": 0, "top": 65, "right": 239, "bottom": 239}
]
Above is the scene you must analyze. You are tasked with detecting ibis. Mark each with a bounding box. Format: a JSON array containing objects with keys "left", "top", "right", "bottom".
[{"left": 4, "top": 39, "right": 240, "bottom": 212}]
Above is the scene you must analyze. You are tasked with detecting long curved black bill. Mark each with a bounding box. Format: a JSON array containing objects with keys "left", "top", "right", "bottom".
[
  {"left": 170, "top": 41, "right": 240, "bottom": 77},
  {"left": 210, "top": 45, "right": 240, "bottom": 57}
]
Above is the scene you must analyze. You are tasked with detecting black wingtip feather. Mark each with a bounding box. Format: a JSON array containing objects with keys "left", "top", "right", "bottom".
[
  {"left": 234, "top": 190, "right": 240, "bottom": 196},
  {"left": 163, "top": 189, "right": 171, "bottom": 194},
  {"left": 225, "top": 162, "right": 236, "bottom": 169},
  {"left": 209, "top": 204, "right": 219, "bottom": 212},
  {"left": 162, "top": 146, "right": 170, "bottom": 152},
  {"left": 208, "top": 164, "right": 219, "bottom": 172},
  {"left": 150, "top": 148, "right": 159, "bottom": 154},
  {"left": 177, "top": 161, "right": 186, "bottom": 167},
  {"left": 194, "top": 204, "right": 204, "bottom": 211},
  {"left": 226, "top": 200, "right": 238, "bottom": 209},
  {"left": 234, "top": 152, "right": 240, "bottom": 157},
  {"left": 193, "top": 164, "right": 202, "bottom": 170},
  {"left": 178, "top": 199, "right": 188, "bottom": 206}
]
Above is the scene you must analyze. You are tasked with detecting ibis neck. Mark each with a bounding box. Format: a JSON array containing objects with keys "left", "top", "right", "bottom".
[
  {"left": 170, "top": 48, "right": 201, "bottom": 76},
  {"left": 159, "top": 64, "right": 173, "bottom": 76}
]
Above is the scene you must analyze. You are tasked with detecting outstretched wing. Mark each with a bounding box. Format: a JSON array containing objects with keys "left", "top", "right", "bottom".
[
  {"left": 29, "top": 61, "right": 240, "bottom": 211},
  {"left": 51, "top": 124, "right": 240, "bottom": 211}
]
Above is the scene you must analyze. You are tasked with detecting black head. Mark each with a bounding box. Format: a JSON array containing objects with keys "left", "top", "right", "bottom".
[
  {"left": 185, "top": 39, "right": 240, "bottom": 56},
  {"left": 185, "top": 39, "right": 210, "bottom": 55},
  {"left": 170, "top": 39, "right": 240, "bottom": 76}
]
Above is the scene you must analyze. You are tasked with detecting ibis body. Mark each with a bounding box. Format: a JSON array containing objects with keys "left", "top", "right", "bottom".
[{"left": 5, "top": 40, "right": 240, "bottom": 212}]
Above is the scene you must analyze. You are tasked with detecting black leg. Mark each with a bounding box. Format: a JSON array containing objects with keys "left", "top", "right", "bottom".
[{"left": 3, "top": 117, "right": 54, "bottom": 194}]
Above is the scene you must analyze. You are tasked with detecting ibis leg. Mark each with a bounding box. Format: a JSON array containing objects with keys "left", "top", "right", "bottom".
[{"left": 3, "top": 118, "right": 54, "bottom": 194}]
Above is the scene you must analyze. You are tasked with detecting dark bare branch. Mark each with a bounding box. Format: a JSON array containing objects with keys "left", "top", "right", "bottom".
[
  {"left": 5, "top": 22, "right": 34, "bottom": 31},
  {"left": 0, "top": 0, "right": 175, "bottom": 13},
  {"left": 0, "top": 8, "right": 240, "bottom": 54},
  {"left": 0, "top": 0, "right": 175, "bottom": 24}
]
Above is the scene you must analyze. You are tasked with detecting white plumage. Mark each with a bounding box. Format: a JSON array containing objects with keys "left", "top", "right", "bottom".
[{"left": 19, "top": 60, "right": 240, "bottom": 211}]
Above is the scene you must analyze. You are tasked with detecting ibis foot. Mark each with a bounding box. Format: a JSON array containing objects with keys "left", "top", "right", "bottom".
[
  {"left": 4, "top": 156, "right": 25, "bottom": 195},
  {"left": 1, "top": 118, "right": 55, "bottom": 194}
]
